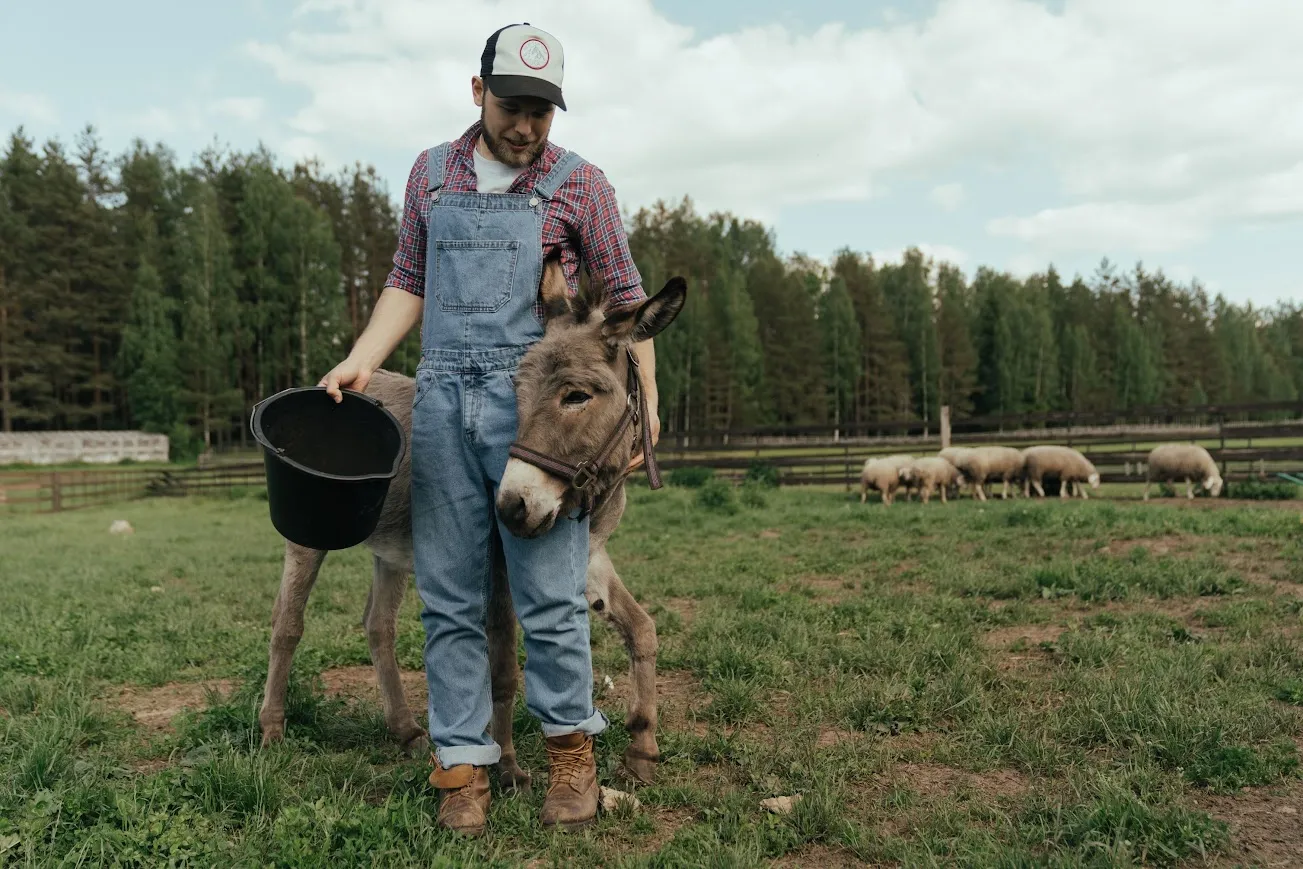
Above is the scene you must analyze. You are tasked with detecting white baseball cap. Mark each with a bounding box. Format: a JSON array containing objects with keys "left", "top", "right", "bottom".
[{"left": 480, "top": 23, "right": 567, "bottom": 111}]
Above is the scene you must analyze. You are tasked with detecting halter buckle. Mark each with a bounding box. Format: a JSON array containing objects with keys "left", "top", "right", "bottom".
[{"left": 572, "top": 462, "right": 596, "bottom": 490}]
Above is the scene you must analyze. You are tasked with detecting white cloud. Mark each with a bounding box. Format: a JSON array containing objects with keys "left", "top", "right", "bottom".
[
  {"left": 930, "top": 182, "right": 965, "bottom": 212},
  {"left": 0, "top": 88, "right": 57, "bottom": 125},
  {"left": 240, "top": 0, "right": 1303, "bottom": 254},
  {"left": 212, "top": 97, "right": 266, "bottom": 124}
]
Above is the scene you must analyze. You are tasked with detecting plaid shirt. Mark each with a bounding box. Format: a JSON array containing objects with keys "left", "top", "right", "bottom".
[{"left": 385, "top": 121, "right": 645, "bottom": 310}]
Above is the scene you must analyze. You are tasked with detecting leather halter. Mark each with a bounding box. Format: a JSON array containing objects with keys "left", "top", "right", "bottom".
[{"left": 508, "top": 347, "right": 662, "bottom": 516}]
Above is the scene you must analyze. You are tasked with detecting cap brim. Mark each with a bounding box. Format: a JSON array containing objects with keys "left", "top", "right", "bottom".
[{"left": 484, "top": 75, "right": 566, "bottom": 111}]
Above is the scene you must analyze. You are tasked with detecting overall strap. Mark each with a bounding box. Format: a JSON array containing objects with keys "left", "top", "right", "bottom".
[
  {"left": 532, "top": 150, "right": 585, "bottom": 202},
  {"left": 425, "top": 142, "right": 451, "bottom": 194}
]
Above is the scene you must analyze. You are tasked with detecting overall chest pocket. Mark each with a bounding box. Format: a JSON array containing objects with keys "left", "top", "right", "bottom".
[{"left": 433, "top": 239, "right": 520, "bottom": 313}]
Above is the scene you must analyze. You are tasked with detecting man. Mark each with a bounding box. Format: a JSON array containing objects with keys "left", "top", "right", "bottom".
[{"left": 318, "top": 23, "right": 659, "bottom": 835}]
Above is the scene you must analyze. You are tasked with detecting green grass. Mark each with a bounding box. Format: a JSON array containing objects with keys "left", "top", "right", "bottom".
[{"left": 2, "top": 487, "right": 1302, "bottom": 866}]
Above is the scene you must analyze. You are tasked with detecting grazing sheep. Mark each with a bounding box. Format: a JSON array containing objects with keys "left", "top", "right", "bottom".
[
  {"left": 959, "top": 446, "right": 1027, "bottom": 501},
  {"left": 938, "top": 447, "right": 980, "bottom": 500},
  {"left": 1144, "top": 444, "right": 1224, "bottom": 500},
  {"left": 908, "top": 456, "right": 967, "bottom": 504},
  {"left": 860, "top": 454, "right": 915, "bottom": 505},
  {"left": 1021, "top": 445, "right": 1100, "bottom": 499}
]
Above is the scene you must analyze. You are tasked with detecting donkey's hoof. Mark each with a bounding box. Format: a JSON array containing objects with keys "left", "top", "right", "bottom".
[
  {"left": 400, "top": 729, "right": 429, "bottom": 758},
  {"left": 259, "top": 723, "right": 285, "bottom": 748},
  {"left": 622, "top": 747, "right": 659, "bottom": 784},
  {"left": 497, "top": 764, "right": 533, "bottom": 794}
]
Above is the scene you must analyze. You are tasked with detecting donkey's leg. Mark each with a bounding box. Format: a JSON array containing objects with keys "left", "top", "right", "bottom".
[
  {"left": 364, "top": 555, "right": 427, "bottom": 755},
  {"left": 486, "top": 542, "right": 531, "bottom": 792},
  {"left": 588, "top": 550, "right": 660, "bottom": 783},
  {"left": 260, "top": 542, "right": 327, "bottom": 747}
]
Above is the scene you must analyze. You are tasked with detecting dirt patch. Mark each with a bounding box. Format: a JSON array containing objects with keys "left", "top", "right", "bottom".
[
  {"left": 1220, "top": 552, "right": 1299, "bottom": 590},
  {"left": 981, "top": 624, "right": 1064, "bottom": 649},
  {"left": 771, "top": 844, "right": 874, "bottom": 868},
  {"left": 789, "top": 574, "right": 856, "bottom": 602},
  {"left": 1099, "top": 534, "right": 1199, "bottom": 558},
  {"left": 110, "top": 679, "right": 235, "bottom": 731},
  {"left": 816, "top": 728, "right": 861, "bottom": 749},
  {"left": 320, "top": 665, "right": 428, "bottom": 715},
  {"left": 759, "top": 529, "right": 782, "bottom": 540},
  {"left": 1194, "top": 778, "right": 1303, "bottom": 869},
  {"left": 891, "top": 762, "right": 1030, "bottom": 802},
  {"left": 654, "top": 597, "right": 700, "bottom": 625},
  {"left": 635, "top": 806, "right": 699, "bottom": 856}
]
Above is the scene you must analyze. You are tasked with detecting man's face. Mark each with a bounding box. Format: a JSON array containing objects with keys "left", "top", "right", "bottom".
[{"left": 473, "top": 77, "right": 555, "bottom": 168}]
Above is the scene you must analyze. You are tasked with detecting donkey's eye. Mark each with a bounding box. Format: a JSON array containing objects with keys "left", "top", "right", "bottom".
[{"left": 562, "top": 390, "right": 592, "bottom": 406}]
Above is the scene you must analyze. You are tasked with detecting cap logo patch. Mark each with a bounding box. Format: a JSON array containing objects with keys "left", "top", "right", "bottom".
[{"left": 519, "top": 37, "right": 550, "bottom": 70}]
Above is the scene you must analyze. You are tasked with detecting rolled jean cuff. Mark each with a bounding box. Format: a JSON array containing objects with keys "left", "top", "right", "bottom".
[
  {"left": 541, "top": 708, "right": 609, "bottom": 739},
  {"left": 435, "top": 742, "right": 502, "bottom": 769}
]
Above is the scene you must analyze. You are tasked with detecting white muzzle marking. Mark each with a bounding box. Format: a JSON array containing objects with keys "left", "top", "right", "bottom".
[{"left": 499, "top": 458, "right": 568, "bottom": 527}]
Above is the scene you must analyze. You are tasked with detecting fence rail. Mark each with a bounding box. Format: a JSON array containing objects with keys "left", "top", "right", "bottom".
[
  {"left": 0, "top": 462, "right": 266, "bottom": 513},
  {"left": 9, "top": 399, "right": 1303, "bottom": 513}
]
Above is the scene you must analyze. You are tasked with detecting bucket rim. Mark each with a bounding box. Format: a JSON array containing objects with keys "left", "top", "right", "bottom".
[{"left": 250, "top": 385, "right": 407, "bottom": 483}]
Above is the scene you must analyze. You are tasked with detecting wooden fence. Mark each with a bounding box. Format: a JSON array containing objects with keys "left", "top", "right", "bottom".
[
  {"left": 0, "top": 462, "right": 265, "bottom": 513},
  {"left": 656, "top": 419, "right": 1303, "bottom": 490}
]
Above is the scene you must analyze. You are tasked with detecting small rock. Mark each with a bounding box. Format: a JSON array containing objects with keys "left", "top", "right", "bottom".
[
  {"left": 600, "top": 786, "right": 640, "bottom": 813},
  {"left": 109, "top": 519, "right": 134, "bottom": 535},
  {"left": 1277, "top": 805, "right": 1298, "bottom": 815},
  {"left": 760, "top": 795, "right": 802, "bottom": 815},
  {"left": 149, "top": 586, "right": 163, "bottom": 593},
  {"left": 603, "top": 675, "right": 616, "bottom": 692}
]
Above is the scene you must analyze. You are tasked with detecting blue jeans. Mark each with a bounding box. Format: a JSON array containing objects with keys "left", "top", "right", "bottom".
[{"left": 411, "top": 347, "right": 607, "bottom": 769}]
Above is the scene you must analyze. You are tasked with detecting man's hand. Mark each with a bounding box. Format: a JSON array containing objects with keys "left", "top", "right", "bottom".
[{"left": 319, "top": 356, "right": 374, "bottom": 403}]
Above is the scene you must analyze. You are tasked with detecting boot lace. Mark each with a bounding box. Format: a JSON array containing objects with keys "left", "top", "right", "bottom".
[{"left": 547, "top": 739, "right": 590, "bottom": 792}]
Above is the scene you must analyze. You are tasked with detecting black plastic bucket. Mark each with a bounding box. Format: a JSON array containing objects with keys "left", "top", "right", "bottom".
[{"left": 250, "top": 386, "right": 406, "bottom": 551}]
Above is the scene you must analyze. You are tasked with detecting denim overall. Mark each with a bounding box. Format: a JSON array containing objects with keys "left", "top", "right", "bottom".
[{"left": 411, "top": 142, "right": 608, "bottom": 769}]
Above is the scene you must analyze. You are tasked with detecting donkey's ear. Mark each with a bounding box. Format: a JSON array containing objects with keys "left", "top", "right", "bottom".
[
  {"left": 601, "top": 277, "right": 688, "bottom": 346},
  {"left": 539, "top": 250, "right": 571, "bottom": 322}
]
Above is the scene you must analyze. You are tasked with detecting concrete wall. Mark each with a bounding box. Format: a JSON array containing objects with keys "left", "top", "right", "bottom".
[{"left": 0, "top": 432, "right": 170, "bottom": 466}]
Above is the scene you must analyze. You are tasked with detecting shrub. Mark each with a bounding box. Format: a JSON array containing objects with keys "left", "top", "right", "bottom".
[
  {"left": 1224, "top": 479, "right": 1300, "bottom": 500},
  {"left": 695, "top": 478, "right": 738, "bottom": 514},
  {"left": 739, "top": 480, "right": 769, "bottom": 509},
  {"left": 668, "top": 466, "right": 715, "bottom": 488},
  {"left": 743, "top": 458, "right": 780, "bottom": 488}
]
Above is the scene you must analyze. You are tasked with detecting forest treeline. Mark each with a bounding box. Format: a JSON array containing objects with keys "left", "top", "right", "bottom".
[{"left": 2, "top": 126, "right": 1301, "bottom": 456}]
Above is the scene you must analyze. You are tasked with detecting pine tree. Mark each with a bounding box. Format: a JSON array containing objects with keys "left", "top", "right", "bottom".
[
  {"left": 818, "top": 275, "right": 862, "bottom": 430},
  {"left": 119, "top": 256, "right": 182, "bottom": 436},
  {"left": 175, "top": 172, "right": 243, "bottom": 449},
  {"left": 834, "top": 250, "right": 911, "bottom": 423},
  {"left": 934, "top": 263, "right": 979, "bottom": 417}
]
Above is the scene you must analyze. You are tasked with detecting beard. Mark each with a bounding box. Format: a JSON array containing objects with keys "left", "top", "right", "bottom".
[{"left": 480, "top": 108, "right": 546, "bottom": 168}]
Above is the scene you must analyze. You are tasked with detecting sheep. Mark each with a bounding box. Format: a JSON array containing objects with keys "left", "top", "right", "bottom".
[
  {"left": 859, "top": 454, "right": 915, "bottom": 505},
  {"left": 1143, "top": 444, "right": 1224, "bottom": 500},
  {"left": 949, "top": 446, "right": 1027, "bottom": 501},
  {"left": 936, "top": 446, "right": 1022, "bottom": 501},
  {"left": 938, "top": 447, "right": 978, "bottom": 500},
  {"left": 1021, "top": 445, "right": 1100, "bottom": 499},
  {"left": 907, "top": 456, "right": 967, "bottom": 504}
]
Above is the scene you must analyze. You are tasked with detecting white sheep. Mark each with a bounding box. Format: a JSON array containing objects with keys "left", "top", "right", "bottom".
[
  {"left": 907, "top": 456, "right": 967, "bottom": 504},
  {"left": 1144, "top": 444, "right": 1224, "bottom": 500},
  {"left": 859, "top": 454, "right": 915, "bottom": 505},
  {"left": 938, "top": 447, "right": 978, "bottom": 500},
  {"left": 1021, "top": 445, "right": 1100, "bottom": 499}
]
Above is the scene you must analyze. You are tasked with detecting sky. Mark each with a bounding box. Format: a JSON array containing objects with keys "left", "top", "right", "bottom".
[{"left": 2, "top": 0, "right": 1300, "bottom": 308}]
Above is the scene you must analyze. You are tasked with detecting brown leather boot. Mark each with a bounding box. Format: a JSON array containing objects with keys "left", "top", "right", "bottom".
[
  {"left": 540, "top": 732, "right": 599, "bottom": 830},
  {"left": 428, "top": 758, "right": 491, "bottom": 836}
]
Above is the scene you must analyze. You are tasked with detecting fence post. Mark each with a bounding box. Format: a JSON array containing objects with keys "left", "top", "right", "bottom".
[
  {"left": 844, "top": 443, "right": 850, "bottom": 493},
  {"left": 940, "top": 406, "right": 951, "bottom": 450},
  {"left": 50, "top": 471, "right": 62, "bottom": 512}
]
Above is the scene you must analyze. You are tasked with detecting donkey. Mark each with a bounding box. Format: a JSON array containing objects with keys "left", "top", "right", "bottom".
[{"left": 257, "top": 259, "right": 687, "bottom": 789}]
